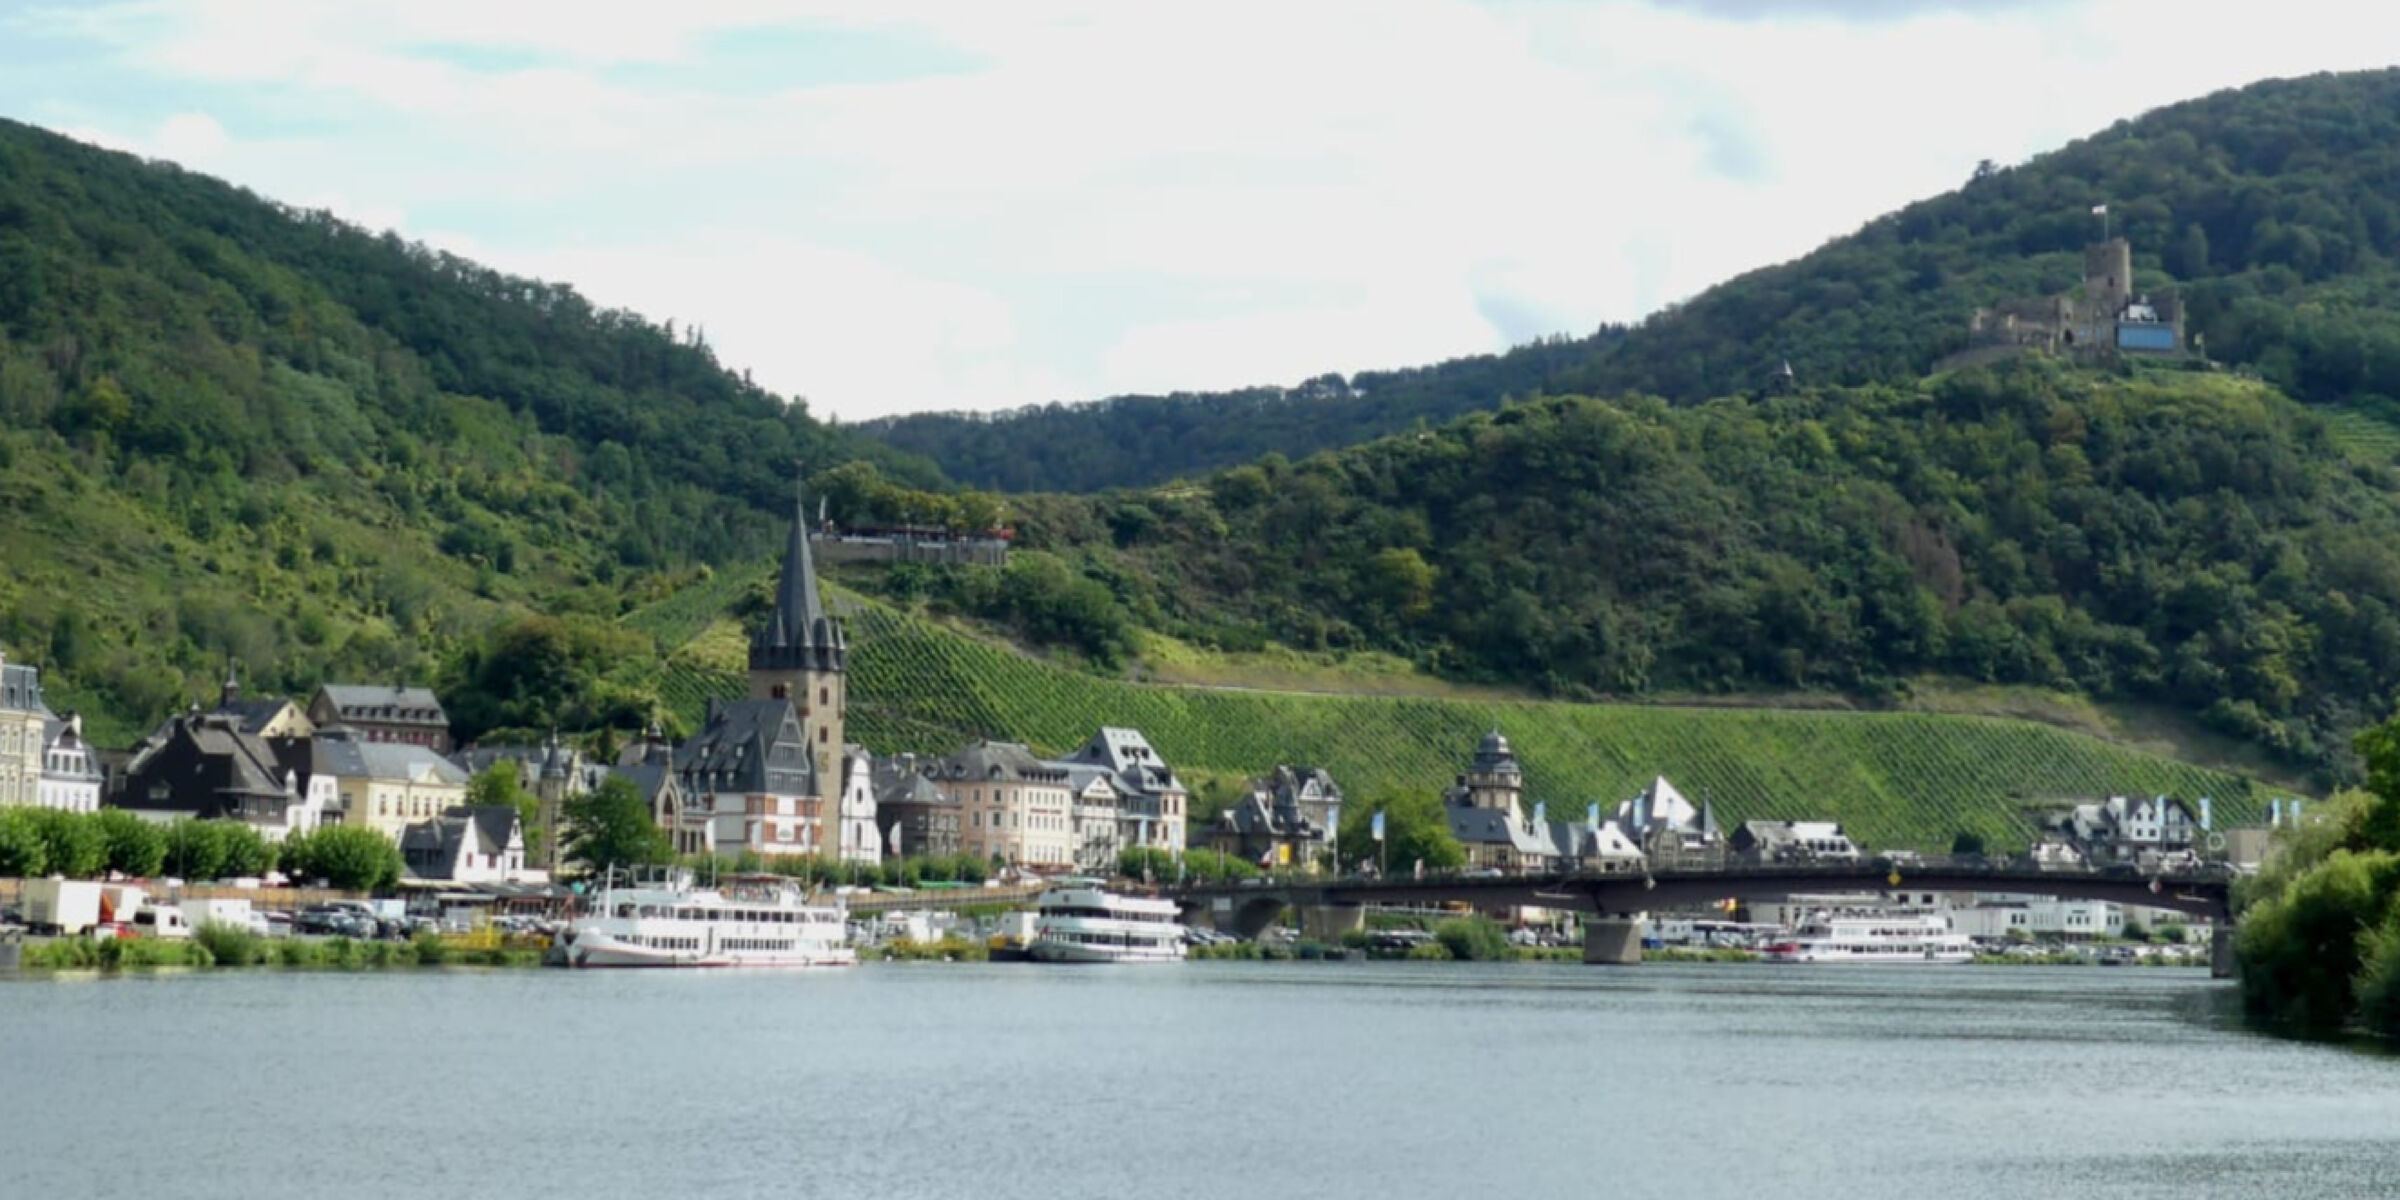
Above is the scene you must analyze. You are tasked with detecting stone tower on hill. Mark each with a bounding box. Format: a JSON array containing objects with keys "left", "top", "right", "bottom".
[{"left": 750, "top": 488, "right": 848, "bottom": 793}]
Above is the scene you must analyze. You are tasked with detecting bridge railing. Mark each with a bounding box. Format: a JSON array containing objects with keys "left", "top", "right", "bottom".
[{"left": 1171, "top": 854, "right": 2239, "bottom": 894}]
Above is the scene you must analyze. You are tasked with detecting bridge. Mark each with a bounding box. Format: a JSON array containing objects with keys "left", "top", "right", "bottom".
[{"left": 1166, "top": 859, "right": 2239, "bottom": 973}]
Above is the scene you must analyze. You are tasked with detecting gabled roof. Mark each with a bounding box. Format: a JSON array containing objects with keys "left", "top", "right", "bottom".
[
  {"left": 211, "top": 697, "right": 304, "bottom": 736},
  {"left": 935, "top": 740, "right": 1065, "bottom": 784},
  {"left": 0, "top": 660, "right": 49, "bottom": 716},
  {"left": 1446, "top": 805, "right": 1553, "bottom": 854},
  {"left": 351, "top": 741, "right": 470, "bottom": 786},
  {"left": 677, "top": 698, "right": 814, "bottom": 797},
  {"left": 1616, "top": 776, "right": 1709, "bottom": 835},
  {"left": 1063, "top": 727, "right": 1182, "bottom": 796}
]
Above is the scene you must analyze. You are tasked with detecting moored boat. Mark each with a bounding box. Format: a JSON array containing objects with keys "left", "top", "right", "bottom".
[
  {"left": 551, "top": 870, "right": 855, "bottom": 968},
  {"left": 1028, "top": 880, "right": 1186, "bottom": 963},
  {"left": 1759, "top": 910, "right": 1973, "bottom": 965}
]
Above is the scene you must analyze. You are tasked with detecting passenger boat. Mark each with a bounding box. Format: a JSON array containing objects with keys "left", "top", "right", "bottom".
[
  {"left": 1759, "top": 910, "right": 1973, "bottom": 965},
  {"left": 550, "top": 870, "right": 855, "bottom": 968},
  {"left": 1027, "top": 880, "right": 1186, "bottom": 963}
]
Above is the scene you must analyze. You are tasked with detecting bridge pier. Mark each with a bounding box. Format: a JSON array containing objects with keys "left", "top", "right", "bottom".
[
  {"left": 1298, "top": 904, "right": 1363, "bottom": 942},
  {"left": 1583, "top": 916, "right": 1645, "bottom": 965},
  {"left": 2211, "top": 926, "right": 2236, "bottom": 980}
]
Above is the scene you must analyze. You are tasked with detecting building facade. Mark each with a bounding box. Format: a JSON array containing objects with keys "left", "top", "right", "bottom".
[
  {"left": 1206, "top": 765, "right": 1342, "bottom": 873},
  {"left": 1058, "top": 727, "right": 1188, "bottom": 853},
  {"left": 871, "top": 753, "right": 958, "bottom": 862},
  {"left": 38, "top": 713, "right": 103, "bottom": 813},
  {"left": 0, "top": 649, "right": 47, "bottom": 807},
  {"left": 116, "top": 712, "right": 303, "bottom": 837},
  {"left": 316, "top": 735, "right": 473, "bottom": 840},
  {"left": 935, "top": 740, "right": 1074, "bottom": 870},
  {"left": 309, "top": 683, "right": 452, "bottom": 752}
]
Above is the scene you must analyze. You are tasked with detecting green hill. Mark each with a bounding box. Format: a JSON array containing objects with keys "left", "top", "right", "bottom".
[
  {"left": 0, "top": 117, "right": 943, "bottom": 740},
  {"left": 626, "top": 585, "right": 2272, "bottom": 852},
  {"left": 864, "top": 68, "right": 2400, "bottom": 494}
]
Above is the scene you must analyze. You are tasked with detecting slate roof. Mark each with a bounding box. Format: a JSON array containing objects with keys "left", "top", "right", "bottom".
[
  {"left": 0, "top": 660, "right": 49, "bottom": 715},
  {"left": 751, "top": 488, "right": 847, "bottom": 675},
  {"left": 401, "top": 805, "right": 521, "bottom": 879},
  {"left": 1446, "top": 804, "right": 1555, "bottom": 855},
  {"left": 935, "top": 740, "right": 1066, "bottom": 784},
  {"left": 677, "top": 698, "right": 814, "bottom": 797},
  {"left": 316, "top": 683, "right": 448, "bottom": 724},
  {"left": 1062, "top": 727, "right": 1181, "bottom": 797},
  {"left": 119, "top": 713, "right": 292, "bottom": 817},
  {"left": 212, "top": 698, "right": 302, "bottom": 736},
  {"left": 348, "top": 741, "right": 469, "bottom": 785}
]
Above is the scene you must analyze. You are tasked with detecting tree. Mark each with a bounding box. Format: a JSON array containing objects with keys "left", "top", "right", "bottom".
[
  {"left": 563, "top": 776, "right": 671, "bottom": 874},
  {"left": 29, "top": 808, "right": 105, "bottom": 879},
  {"left": 164, "top": 820, "right": 230, "bottom": 882},
  {"left": 220, "top": 823, "right": 274, "bottom": 879},
  {"left": 0, "top": 807, "right": 48, "bottom": 877},
  {"left": 287, "top": 826, "right": 403, "bottom": 892},
  {"left": 1949, "top": 829, "right": 1987, "bottom": 858},
  {"left": 95, "top": 810, "right": 168, "bottom": 878},
  {"left": 1336, "top": 788, "right": 1465, "bottom": 876}
]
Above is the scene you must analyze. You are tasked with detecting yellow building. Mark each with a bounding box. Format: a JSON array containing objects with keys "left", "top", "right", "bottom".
[
  {"left": 318, "top": 735, "right": 471, "bottom": 839},
  {"left": 1, "top": 650, "right": 49, "bottom": 808}
]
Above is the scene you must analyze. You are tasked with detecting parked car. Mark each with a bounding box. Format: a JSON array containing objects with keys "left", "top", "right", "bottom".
[{"left": 295, "top": 908, "right": 369, "bottom": 938}]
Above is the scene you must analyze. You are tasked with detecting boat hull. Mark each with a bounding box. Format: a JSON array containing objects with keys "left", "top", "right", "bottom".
[
  {"left": 552, "top": 929, "right": 856, "bottom": 969},
  {"left": 1027, "top": 937, "right": 1185, "bottom": 964}
]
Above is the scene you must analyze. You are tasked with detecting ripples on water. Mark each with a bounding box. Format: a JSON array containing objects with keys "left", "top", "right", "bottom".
[{"left": 2, "top": 963, "right": 2396, "bottom": 1200}]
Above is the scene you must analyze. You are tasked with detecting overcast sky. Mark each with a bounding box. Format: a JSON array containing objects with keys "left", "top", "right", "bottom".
[{"left": 2, "top": 1, "right": 2393, "bottom": 422}]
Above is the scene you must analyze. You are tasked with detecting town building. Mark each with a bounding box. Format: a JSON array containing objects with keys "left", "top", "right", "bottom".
[
  {"left": 308, "top": 683, "right": 452, "bottom": 752},
  {"left": 1055, "top": 761, "right": 1125, "bottom": 872},
  {"left": 451, "top": 734, "right": 612, "bottom": 873},
  {"left": 211, "top": 668, "right": 316, "bottom": 740},
  {"left": 1442, "top": 731, "right": 1554, "bottom": 873},
  {"left": 115, "top": 711, "right": 303, "bottom": 838},
  {"left": 1614, "top": 776, "right": 1726, "bottom": 868},
  {"left": 0, "top": 647, "right": 46, "bottom": 807},
  {"left": 935, "top": 740, "right": 1074, "bottom": 870},
  {"left": 1204, "top": 765, "right": 1342, "bottom": 873},
  {"left": 871, "top": 753, "right": 957, "bottom": 861},
  {"left": 1058, "top": 727, "right": 1188, "bottom": 853},
  {"left": 401, "top": 805, "right": 541, "bottom": 884},
  {"left": 613, "top": 728, "right": 696, "bottom": 856},
  {"left": 311, "top": 732, "right": 473, "bottom": 840},
  {"left": 38, "top": 713, "right": 103, "bottom": 813},
  {"left": 677, "top": 696, "right": 820, "bottom": 857},
  {"left": 1730, "top": 820, "right": 1862, "bottom": 865},
  {"left": 832, "top": 745, "right": 881, "bottom": 866},
  {"left": 2040, "top": 794, "right": 2204, "bottom": 868}
]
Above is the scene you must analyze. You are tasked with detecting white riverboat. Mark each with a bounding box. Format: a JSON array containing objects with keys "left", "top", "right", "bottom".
[
  {"left": 1028, "top": 880, "right": 1187, "bottom": 964},
  {"left": 552, "top": 871, "right": 855, "bottom": 969},
  {"left": 1759, "top": 910, "right": 1973, "bottom": 965}
]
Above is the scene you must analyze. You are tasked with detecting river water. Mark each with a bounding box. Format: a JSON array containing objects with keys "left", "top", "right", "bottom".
[{"left": 2, "top": 962, "right": 2395, "bottom": 1199}]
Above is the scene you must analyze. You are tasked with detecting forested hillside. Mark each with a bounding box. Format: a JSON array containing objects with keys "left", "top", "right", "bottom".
[
  {"left": 0, "top": 118, "right": 943, "bottom": 738},
  {"left": 881, "top": 361, "right": 2400, "bottom": 782},
  {"left": 865, "top": 68, "right": 2400, "bottom": 492}
]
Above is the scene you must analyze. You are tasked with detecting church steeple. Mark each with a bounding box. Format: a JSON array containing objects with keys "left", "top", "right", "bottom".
[{"left": 750, "top": 483, "right": 846, "bottom": 678}]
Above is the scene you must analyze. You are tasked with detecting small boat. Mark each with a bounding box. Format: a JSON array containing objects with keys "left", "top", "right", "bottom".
[
  {"left": 551, "top": 870, "right": 855, "bottom": 969},
  {"left": 1759, "top": 910, "right": 1973, "bottom": 965},
  {"left": 1027, "top": 879, "right": 1186, "bottom": 964}
]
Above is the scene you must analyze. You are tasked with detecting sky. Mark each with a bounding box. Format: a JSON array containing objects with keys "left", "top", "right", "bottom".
[{"left": 1, "top": 1, "right": 2394, "bottom": 422}]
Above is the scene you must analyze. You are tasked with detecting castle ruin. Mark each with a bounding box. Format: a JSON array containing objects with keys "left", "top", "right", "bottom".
[{"left": 1953, "top": 237, "right": 2186, "bottom": 367}]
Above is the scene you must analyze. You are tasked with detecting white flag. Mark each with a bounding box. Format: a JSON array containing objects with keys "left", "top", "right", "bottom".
[
  {"left": 1370, "top": 809, "right": 1385, "bottom": 842},
  {"left": 2091, "top": 203, "right": 2108, "bottom": 215}
]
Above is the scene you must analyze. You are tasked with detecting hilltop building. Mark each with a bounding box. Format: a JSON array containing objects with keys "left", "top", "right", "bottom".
[{"left": 1957, "top": 237, "right": 2186, "bottom": 366}]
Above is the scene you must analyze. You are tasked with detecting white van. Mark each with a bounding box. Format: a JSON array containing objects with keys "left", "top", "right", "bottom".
[{"left": 130, "top": 907, "right": 194, "bottom": 940}]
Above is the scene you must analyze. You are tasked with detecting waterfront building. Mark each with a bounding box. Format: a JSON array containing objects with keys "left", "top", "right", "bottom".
[
  {"left": 1054, "top": 761, "right": 1124, "bottom": 872},
  {"left": 308, "top": 683, "right": 452, "bottom": 752},
  {"left": 38, "top": 712, "right": 103, "bottom": 813},
  {"left": 1058, "top": 727, "right": 1188, "bottom": 853},
  {"left": 401, "top": 805, "right": 541, "bottom": 884},
  {"left": 1206, "top": 765, "right": 1341, "bottom": 872},
  {"left": 833, "top": 745, "right": 880, "bottom": 866},
  {"left": 310, "top": 730, "right": 473, "bottom": 839},
  {"left": 677, "top": 697, "right": 820, "bottom": 856},
  {"left": 115, "top": 711, "right": 304, "bottom": 837},
  {"left": 936, "top": 740, "right": 1074, "bottom": 870},
  {"left": 1730, "top": 820, "right": 1861, "bottom": 865},
  {"left": 871, "top": 753, "right": 957, "bottom": 861},
  {"left": 0, "top": 647, "right": 45, "bottom": 807},
  {"left": 1614, "top": 776, "right": 1726, "bottom": 868},
  {"left": 2039, "top": 794, "right": 2203, "bottom": 867}
]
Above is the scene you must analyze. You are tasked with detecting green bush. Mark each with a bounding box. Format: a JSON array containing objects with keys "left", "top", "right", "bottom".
[
  {"left": 193, "top": 921, "right": 265, "bottom": 966},
  {"left": 1433, "top": 916, "right": 1512, "bottom": 962}
]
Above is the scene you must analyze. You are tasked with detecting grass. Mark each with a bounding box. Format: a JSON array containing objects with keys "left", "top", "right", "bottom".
[{"left": 625, "top": 588, "right": 2284, "bottom": 854}]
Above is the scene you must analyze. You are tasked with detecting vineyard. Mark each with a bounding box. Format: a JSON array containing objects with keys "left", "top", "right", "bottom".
[
  {"left": 2318, "top": 405, "right": 2400, "bottom": 466},
  {"left": 626, "top": 584, "right": 2277, "bottom": 853}
]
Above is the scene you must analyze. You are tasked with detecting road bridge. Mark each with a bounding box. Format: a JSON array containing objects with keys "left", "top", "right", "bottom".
[{"left": 1167, "top": 860, "right": 2239, "bottom": 972}]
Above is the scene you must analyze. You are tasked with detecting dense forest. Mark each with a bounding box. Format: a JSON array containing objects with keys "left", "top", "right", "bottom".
[
  {"left": 885, "top": 360, "right": 2400, "bottom": 782},
  {"left": 0, "top": 118, "right": 951, "bottom": 738},
  {"left": 865, "top": 69, "right": 2400, "bottom": 493}
]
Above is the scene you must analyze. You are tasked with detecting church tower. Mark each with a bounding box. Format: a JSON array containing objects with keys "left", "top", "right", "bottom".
[{"left": 750, "top": 487, "right": 848, "bottom": 797}]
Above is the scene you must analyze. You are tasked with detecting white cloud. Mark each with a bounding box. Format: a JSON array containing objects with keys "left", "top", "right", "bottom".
[{"left": 16, "top": 0, "right": 2400, "bottom": 420}]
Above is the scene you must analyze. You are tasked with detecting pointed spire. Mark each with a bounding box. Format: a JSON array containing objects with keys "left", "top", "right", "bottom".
[{"left": 750, "top": 475, "right": 845, "bottom": 675}]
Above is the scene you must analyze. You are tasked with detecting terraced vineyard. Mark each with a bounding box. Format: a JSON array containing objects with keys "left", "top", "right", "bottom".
[
  {"left": 625, "top": 586, "right": 2278, "bottom": 852},
  {"left": 2318, "top": 405, "right": 2400, "bottom": 466}
]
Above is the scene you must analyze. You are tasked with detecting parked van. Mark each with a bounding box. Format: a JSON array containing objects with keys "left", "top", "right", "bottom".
[{"left": 131, "top": 906, "right": 194, "bottom": 940}]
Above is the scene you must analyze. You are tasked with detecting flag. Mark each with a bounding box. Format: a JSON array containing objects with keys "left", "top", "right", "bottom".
[
  {"left": 2292, "top": 799, "right": 2305, "bottom": 824},
  {"left": 1534, "top": 801, "right": 1547, "bottom": 827},
  {"left": 2199, "top": 797, "right": 2212, "bottom": 832},
  {"left": 1587, "top": 802, "right": 1601, "bottom": 830},
  {"left": 2270, "top": 798, "right": 2283, "bottom": 827},
  {"left": 2091, "top": 203, "right": 2108, "bottom": 215},
  {"left": 1371, "top": 809, "right": 1386, "bottom": 842}
]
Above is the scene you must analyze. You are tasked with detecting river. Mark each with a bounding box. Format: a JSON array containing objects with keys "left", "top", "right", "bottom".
[{"left": 1, "top": 962, "right": 2394, "bottom": 1199}]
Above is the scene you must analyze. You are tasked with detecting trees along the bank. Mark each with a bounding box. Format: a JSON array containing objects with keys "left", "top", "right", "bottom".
[
  {"left": 281, "top": 826, "right": 404, "bottom": 892},
  {"left": 2236, "top": 715, "right": 2400, "bottom": 1035},
  {"left": 94, "top": 809, "right": 167, "bottom": 878},
  {"left": 1335, "top": 788, "right": 1465, "bottom": 876},
  {"left": 564, "top": 776, "right": 672, "bottom": 874}
]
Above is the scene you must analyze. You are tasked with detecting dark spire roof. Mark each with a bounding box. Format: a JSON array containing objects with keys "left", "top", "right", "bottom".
[{"left": 751, "top": 482, "right": 846, "bottom": 675}]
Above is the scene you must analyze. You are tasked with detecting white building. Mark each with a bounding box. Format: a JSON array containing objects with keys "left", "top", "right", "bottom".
[
  {"left": 38, "top": 713, "right": 103, "bottom": 813},
  {"left": 833, "top": 746, "right": 880, "bottom": 866}
]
